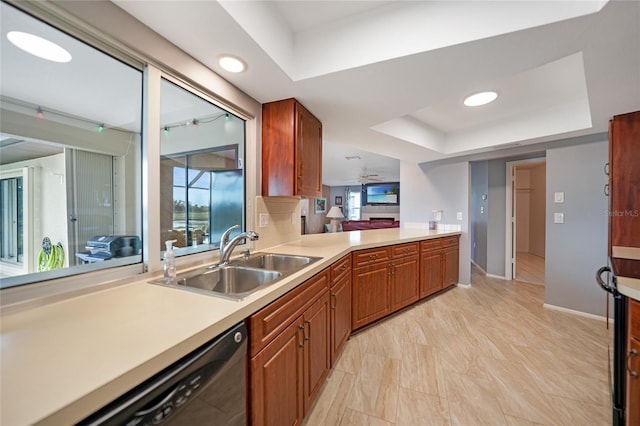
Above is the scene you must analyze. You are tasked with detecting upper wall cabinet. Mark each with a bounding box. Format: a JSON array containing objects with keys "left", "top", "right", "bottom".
[
  {"left": 609, "top": 110, "right": 640, "bottom": 278},
  {"left": 262, "top": 98, "right": 322, "bottom": 198}
]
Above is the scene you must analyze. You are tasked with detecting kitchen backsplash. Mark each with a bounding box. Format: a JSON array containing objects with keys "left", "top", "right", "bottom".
[{"left": 254, "top": 196, "right": 301, "bottom": 250}]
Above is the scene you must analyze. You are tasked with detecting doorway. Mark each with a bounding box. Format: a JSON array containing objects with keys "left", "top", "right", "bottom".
[{"left": 505, "top": 159, "right": 546, "bottom": 284}]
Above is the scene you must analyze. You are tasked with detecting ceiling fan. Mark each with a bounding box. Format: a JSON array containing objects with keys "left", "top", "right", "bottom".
[{"left": 355, "top": 169, "right": 383, "bottom": 184}]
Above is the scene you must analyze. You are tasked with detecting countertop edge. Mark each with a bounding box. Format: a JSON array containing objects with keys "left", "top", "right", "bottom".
[{"left": 618, "top": 275, "right": 640, "bottom": 302}]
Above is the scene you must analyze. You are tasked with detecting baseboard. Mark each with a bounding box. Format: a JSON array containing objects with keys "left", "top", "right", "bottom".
[
  {"left": 543, "top": 303, "right": 611, "bottom": 322},
  {"left": 470, "top": 260, "right": 487, "bottom": 275},
  {"left": 456, "top": 283, "right": 471, "bottom": 289},
  {"left": 486, "top": 273, "right": 507, "bottom": 280}
]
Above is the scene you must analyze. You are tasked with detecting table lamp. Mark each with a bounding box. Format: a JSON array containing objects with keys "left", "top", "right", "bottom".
[{"left": 326, "top": 206, "right": 344, "bottom": 232}]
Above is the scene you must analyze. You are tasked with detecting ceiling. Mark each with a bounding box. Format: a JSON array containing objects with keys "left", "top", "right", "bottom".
[
  {"left": 112, "top": 0, "right": 640, "bottom": 186},
  {"left": 3, "top": 1, "right": 639, "bottom": 186}
]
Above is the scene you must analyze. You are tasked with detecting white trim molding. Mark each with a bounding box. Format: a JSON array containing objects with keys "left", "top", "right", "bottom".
[{"left": 543, "top": 303, "right": 610, "bottom": 322}]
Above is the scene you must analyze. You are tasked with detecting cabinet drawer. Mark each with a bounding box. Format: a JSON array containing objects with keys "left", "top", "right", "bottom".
[
  {"left": 421, "top": 239, "right": 442, "bottom": 252},
  {"left": 331, "top": 254, "right": 351, "bottom": 285},
  {"left": 353, "top": 247, "right": 391, "bottom": 268},
  {"left": 630, "top": 298, "right": 640, "bottom": 339},
  {"left": 249, "top": 269, "right": 329, "bottom": 356},
  {"left": 442, "top": 236, "right": 460, "bottom": 248},
  {"left": 392, "top": 242, "right": 419, "bottom": 258}
]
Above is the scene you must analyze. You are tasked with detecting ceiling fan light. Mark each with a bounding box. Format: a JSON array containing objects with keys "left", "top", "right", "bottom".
[
  {"left": 7, "top": 31, "right": 71, "bottom": 63},
  {"left": 464, "top": 91, "right": 498, "bottom": 107},
  {"left": 219, "top": 55, "right": 246, "bottom": 73}
]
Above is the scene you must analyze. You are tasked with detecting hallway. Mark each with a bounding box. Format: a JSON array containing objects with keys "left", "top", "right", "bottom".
[{"left": 516, "top": 251, "right": 545, "bottom": 285}]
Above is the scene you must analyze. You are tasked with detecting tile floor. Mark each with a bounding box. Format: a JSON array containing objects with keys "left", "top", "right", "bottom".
[
  {"left": 303, "top": 266, "right": 612, "bottom": 426},
  {"left": 515, "top": 252, "right": 546, "bottom": 286}
]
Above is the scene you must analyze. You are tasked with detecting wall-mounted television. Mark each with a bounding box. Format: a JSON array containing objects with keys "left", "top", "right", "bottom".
[{"left": 363, "top": 182, "right": 400, "bottom": 206}]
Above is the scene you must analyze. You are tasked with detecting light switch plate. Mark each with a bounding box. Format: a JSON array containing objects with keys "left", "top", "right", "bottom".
[
  {"left": 259, "top": 213, "right": 269, "bottom": 227},
  {"left": 554, "top": 212, "right": 564, "bottom": 224},
  {"left": 554, "top": 192, "right": 564, "bottom": 203}
]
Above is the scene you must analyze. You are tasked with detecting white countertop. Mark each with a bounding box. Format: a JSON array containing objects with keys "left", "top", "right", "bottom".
[
  {"left": 618, "top": 275, "right": 640, "bottom": 302},
  {"left": 0, "top": 228, "right": 459, "bottom": 426}
]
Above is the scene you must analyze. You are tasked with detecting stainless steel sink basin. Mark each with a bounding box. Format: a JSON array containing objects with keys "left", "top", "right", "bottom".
[
  {"left": 232, "top": 253, "right": 320, "bottom": 272},
  {"left": 150, "top": 253, "right": 320, "bottom": 300}
]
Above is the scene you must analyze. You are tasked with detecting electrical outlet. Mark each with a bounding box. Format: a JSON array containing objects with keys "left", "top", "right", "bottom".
[
  {"left": 456, "top": 212, "right": 463, "bottom": 220},
  {"left": 259, "top": 213, "right": 269, "bottom": 227}
]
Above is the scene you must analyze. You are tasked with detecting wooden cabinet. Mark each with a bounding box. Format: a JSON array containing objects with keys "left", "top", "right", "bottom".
[
  {"left": 443, "top": 237, "right": 460, "bottom": 288},
  {"left": 248, "top": 269, "right": 330, "bottom": 426},
  {"left": 352, "top": 243, "right": 419, "bottom": 330},
  {"left": 389, "top": 243, "right": 420, "bottom": 312},
  {"left": 420, "top": 236, "right": 460, "bottom": 298},
  {"left": 627, "top": 298, "right": 640, "bottom": 426},
  {"left": 609, "top": 111, "right": 640, "bottom": 278},
  {"left": 352, "top": 259, "right": 391, "bottom": 330},
  {"left": 330, "top": 254, "right": 351, "bottom": 366},
  {"left": 262, "top": 98, "right": 323, "bottom": 198}
]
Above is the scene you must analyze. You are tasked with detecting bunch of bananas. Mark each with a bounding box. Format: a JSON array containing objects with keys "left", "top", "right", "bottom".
[{"left": 37, "top": 237, "right": 65, "bottom": 272}]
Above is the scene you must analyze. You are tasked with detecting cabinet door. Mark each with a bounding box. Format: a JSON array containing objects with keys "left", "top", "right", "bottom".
[
  {"left": 610, "top": 111, "right": 640, "bottom": 277},
  {"left": 626, "top": 336, "right": 640, "bottom": 426},
  {"left": 302, "top": 292, "right": 330, "bottom": 414},
  {"left": 296, "top": 104, "right": 322, "bottom": 198},
  {"left": 330, "top": 271, "right": 352, "bottom": 366},
  {"left": 352, "top": 264, "right": 390, "bottom": 330},
  {"left": 420, "top": 252, "right": 442, "bottom": 298},
  {"left": 443, "top": 246, "right": 459, "bottom": 287},
  {"left": 251, "top": 319, "right": 304, "bottom": 426},
  {"left": 389, "top": 254, "right": 419, "bottom": 312}
]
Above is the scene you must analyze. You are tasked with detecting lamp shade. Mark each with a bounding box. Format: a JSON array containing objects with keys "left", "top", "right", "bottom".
[{"left": 326, "top": 206, "right": 344, "bottom": 219}]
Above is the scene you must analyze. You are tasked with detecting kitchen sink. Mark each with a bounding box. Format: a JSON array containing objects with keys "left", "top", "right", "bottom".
[
  {"left": 231, "top": 253, "right": 321, "bottom": 272},
  {"left": 150, "top": 253, "right": 321, "bottom": 300}
]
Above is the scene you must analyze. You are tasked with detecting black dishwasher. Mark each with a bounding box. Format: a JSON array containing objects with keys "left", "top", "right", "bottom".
[{"left": 78, "top": 322, "right": 247, "bottom": 426}]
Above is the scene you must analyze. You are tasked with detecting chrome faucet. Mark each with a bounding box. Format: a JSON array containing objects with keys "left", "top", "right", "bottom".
[{"left": 218, "top": 225, "right": 259, "bottom": 265}]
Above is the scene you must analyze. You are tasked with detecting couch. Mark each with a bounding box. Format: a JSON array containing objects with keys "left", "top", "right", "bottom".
[{"left": 341, "top": 220, "right": 400, "bottom": 232}]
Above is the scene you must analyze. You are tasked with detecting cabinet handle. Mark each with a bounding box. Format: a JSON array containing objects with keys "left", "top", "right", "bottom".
[
  {"left": 304, "top": 319, "right": 311, "bottom": 341},
  {"left": 331, "top": 293, "right": 337, "bottom": 310},
  {"left": 628, "top": 348, "right": 638, "bottom": 379},
  {"left": 604, "top": 162, "right": 609, "bottom": 176},
  {"left": 604, "top": 184, "right": 609, "bottom": 197},
  {"left": 299, "top": 324, "right": 305, "bottom": 347},
  {"left": 340, "top": 265, "right": 347, "bottom": 271}
]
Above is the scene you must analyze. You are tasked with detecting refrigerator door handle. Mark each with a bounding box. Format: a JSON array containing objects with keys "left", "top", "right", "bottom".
[{"left": 596, "top": 266, "right": 615, "bottom": 293}]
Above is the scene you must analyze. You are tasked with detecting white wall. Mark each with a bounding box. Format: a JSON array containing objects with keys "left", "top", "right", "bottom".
[
  {"left": 545, "top": 140, "right": 609, "bottom": 316},
  {"left": 400, "top": 160, "right": 470, "bottom": 285}
]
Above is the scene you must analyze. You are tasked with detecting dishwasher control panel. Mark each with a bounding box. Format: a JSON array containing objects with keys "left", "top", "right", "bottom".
[{"left": 128, "top": 367, "right": 211, "bottom": 426}]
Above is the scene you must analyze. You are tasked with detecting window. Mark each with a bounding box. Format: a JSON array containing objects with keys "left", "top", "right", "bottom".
[
  {"left": 0, "top": 176, "right": 23, "bottom": 264},
  {"left": 161, "top": 146, "right": 243, "bottom": 251},
  {"left": 159, "top": 78, "right": 246, "bottom": 258},
  {"left": 0, "top": 2, "right": 143, "bottom": 288},
  {"left": 347, "top": 188, "right": 361, "bottom": 220},
  {"left": 0, "top": 3, "right": 250, "bottom": 293}
]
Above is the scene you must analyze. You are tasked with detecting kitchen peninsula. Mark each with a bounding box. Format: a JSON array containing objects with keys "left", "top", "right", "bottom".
[{"left": 0, "top": 228, "right": 460, "bottom": 426}]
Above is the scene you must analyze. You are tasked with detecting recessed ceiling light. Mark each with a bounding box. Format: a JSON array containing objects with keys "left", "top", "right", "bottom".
[
  {"left": 7, "top": 31, "right": 72, "bottom": 63},
  {"left": 219, "top": 55, "right": 246, "bottom": 73},
  {"left": 464, "top": 91, "right": 498, "bottom": 107}
]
